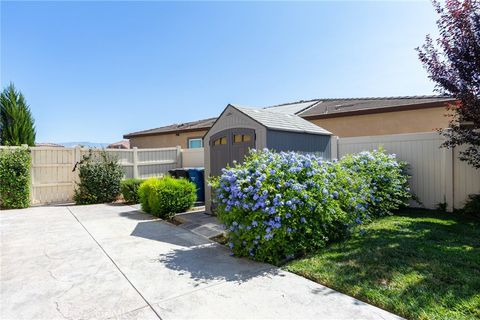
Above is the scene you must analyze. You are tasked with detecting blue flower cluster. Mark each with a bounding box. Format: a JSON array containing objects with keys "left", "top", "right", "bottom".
[
  {"left": 210, "top": 148, "right": 411, "bottom": 264},
  {"left": 341, "top": 148, "right": 411, "bottom": 218}
]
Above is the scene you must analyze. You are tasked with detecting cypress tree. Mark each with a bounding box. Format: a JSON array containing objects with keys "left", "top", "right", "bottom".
[{"left": 0, "top": 84, "right": 36, "bottom": 146}]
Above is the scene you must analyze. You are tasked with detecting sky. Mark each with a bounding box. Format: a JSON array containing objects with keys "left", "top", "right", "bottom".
[{"left": 1, "top": 1, "right": 440, "bottom": 143}]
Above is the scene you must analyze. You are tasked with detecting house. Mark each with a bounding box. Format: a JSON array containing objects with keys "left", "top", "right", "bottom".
[
  {"left": 123, "top": 96, "right": 455, "bottom": 149},
  {"left": 124, "top": 118, "right": 216, "bottom": 149},
  {"left": 107, "top": 140, "right": 130, "bottom": 149}
]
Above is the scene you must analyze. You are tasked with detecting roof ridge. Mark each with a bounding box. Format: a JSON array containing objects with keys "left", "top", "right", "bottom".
[
  {"left": 313, "top": 95, "right": 452, "bottom": 101},
  {"left": 232, "top": 105, "right": 332, "bottom": 135},
  {"left": 125, "top": 116, "right": 216, "bottom": 136},
  {"left": 266, "top": 95, "right": 452, "bottom": 108}
]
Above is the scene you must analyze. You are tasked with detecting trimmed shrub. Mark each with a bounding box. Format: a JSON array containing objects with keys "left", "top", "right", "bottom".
[
  {"left": 74, "top": 151, "right": 123, "bottom": 205},
  {"left": 138, "top": 176, "right": 196, "bottom": 219},
  {"left": 340, "top": 149, "right": 411, "bottom": 218},
  {"left": 120, "top": 178, "right": 144, "bottom": 204},
  {"left": 210, "top": 148, "right": 411, "bottom": 264},
  {"left": 0, "top": 147, "right": 31, "bottom": 209},
  {"left": 138, "top": 178, "right": 157, "bottom": 213}
]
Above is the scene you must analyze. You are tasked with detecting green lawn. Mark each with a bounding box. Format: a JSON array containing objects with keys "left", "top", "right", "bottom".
[{"left": 284, "top": 209, "right": 480, "bottom": 320}]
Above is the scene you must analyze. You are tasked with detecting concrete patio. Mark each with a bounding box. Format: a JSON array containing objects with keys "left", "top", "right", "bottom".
[{"left": 1, "top": 204, "right": 402, "bottom": 320}]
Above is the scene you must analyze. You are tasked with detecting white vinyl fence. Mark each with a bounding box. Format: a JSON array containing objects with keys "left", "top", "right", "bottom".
[
  {"left": 332, "top": 132, "right": 480, "bottom": 211},
  {"left": 1, "top": 146, "right": 203, "bottom": 205}
]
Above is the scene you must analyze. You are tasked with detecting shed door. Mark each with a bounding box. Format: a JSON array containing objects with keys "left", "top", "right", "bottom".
[{"left": 210, "top": 128, "right": 255, "bottom": 176}]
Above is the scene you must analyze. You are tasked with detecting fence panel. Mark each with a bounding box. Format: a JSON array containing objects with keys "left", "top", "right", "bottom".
[
  {"left": 30, "top": 147, "right": 76, "bottom": 205},
  {"left": 136, "top": 147, "right": 180, "bottom": 179},
  {"left": 337, "top": 132, "right": 479, "bottom": 210},
  {"left": 453, "top": 146, "right": 480, "bottom": 208}
]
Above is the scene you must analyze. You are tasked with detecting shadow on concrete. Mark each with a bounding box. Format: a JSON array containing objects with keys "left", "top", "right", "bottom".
[
  {"left": 155, "top": 244, "right": 279, "bottom": 283},
  {"left": 128, "top": 210, "right": 278, "bottom": 284},
  {"left": 130, "top": 220, "right": 212, "bottom": 247},
  {"left": 119, "top": 210, "right": 156, "bottom": 221}
]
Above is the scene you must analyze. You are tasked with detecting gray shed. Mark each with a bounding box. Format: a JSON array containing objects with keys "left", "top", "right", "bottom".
[{"left": 204, "top": 104, "right": 332, "bottom": 213}]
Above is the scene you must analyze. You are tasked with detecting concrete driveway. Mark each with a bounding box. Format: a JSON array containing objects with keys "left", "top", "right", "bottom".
[{"left": 1, "top": 204, "right": 402, "bottom": 320}]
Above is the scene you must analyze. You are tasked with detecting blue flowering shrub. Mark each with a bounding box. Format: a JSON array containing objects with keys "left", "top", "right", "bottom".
[
  {"left": 210, "top": 149, "right": 376, "bottom": 264},
  {"left": 340, "top": 149, "right": 411, "bottom": 218}
]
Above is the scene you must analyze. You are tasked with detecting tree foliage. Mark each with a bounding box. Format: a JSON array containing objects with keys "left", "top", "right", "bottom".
[
  {"left": 417, "top": 0, "right": 480, "bottom": 168},
  {"left": 73, "top": 151, "right": 123, "bottom": 205},
  {"left": 0, "top": 84, "right": 36, "bottom": 146}
]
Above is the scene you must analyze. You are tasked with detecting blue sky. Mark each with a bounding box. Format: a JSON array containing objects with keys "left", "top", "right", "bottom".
[{"left": 1, "top": 1, "right": 439, "bottom": 143}]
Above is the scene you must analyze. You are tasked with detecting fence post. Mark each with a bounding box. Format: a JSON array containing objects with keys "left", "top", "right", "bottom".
[
  {"left": 176, "top": 146, "right": 182, "bottom": 167},
  {"left": 330, "top": 136, "right": 339, "bottom": 160},
  {"left": 132, "top": 147, "right": 139, "bottom": 178},
  {"left": 443, "top": 145, "right": 454, "bottom": 212},
  {"left": 74, "top": 146, "right": 81, "bottom": 183},
  {"left": 23, "top": 145, "right": 34, "bottom": 205},
  {"left": 74, "top": 146, "right": 81, "bottom": 163}
]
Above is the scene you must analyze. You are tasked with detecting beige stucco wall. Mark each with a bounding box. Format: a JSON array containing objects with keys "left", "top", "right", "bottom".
[
  {"left": 309, "top": 107, "right": 450, "bottom": 137},
  {"left": 129, "top": 130, "right": 208, "bottom": 149}
]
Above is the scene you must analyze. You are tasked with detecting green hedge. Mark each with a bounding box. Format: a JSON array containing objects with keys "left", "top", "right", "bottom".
[
  {"left": 74, "top": 151, "right": 123, "bottom": 205},
  {"left": 0, "top": 147, "right": 31, "bottom": 209},
  {"left": 138, "top": 176, "right": 196, "bottom": 219},
  {"left": 120, "top": 178, "right": 144, "bottom": 204}
]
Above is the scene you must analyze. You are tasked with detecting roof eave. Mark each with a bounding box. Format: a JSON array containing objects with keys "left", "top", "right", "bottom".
[
  {"left": 266, "top": 127, "right": 332, "bottom": 136},
  {"left": 300, "top": 100, "right": 456, "bottom": 120},
  {"left": 124, "top": 126, "right": 212, "bottom": 139}
]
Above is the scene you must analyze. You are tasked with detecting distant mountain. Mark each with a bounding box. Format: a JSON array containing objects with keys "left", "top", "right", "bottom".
[{"left": 59, "top": 142, "right": 110, "bottom": 148}]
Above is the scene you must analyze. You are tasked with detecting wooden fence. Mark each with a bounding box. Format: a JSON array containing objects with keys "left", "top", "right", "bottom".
[
  {"left": 333, "top": 132, "right": 480, "bottom": 211},
  {"left": 0, "top": 146, "right": 199, "bottom": 205}
]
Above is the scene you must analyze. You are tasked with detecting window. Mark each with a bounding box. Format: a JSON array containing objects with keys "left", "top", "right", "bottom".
[
  {"left": 213, "top": 137, "right": 227, "bottom": 146},
  {"left": 188, "top": 138, "right": 203, "bottom": 149},
  {"left": 233, "top": 134, "right": 252, "bottom": 143}
]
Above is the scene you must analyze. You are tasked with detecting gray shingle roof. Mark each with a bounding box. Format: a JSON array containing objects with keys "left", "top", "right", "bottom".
[
  {"left": 124, "top": 117, "right": 216, "bottom": 138},
  {"left": 294, "top": 96, "right": 455, "bottom": 118},
  {"left": 232, "top": 105, "right": 332, "bottom": 135}
]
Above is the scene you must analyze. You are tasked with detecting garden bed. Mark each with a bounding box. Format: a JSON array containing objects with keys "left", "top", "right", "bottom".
[{"left": 284, "top": 209, "right": 480, "bottom": 320}]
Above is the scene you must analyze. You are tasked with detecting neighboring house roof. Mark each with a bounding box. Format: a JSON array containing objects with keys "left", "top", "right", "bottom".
[
  {"left": 107, "top": 140, "right": 130, "bottom": 149},
  {"left": 232, "top": 105, "right": 332, "bottom": 135},
  {"left": 124, "top": 117, "right": 216, "bottom": 138},
  {"left": 124, "top": 96, "right": 454, "bottom": 138},
  {"left": 35, "top": 143, "right": 64, "bottom": 148},
  {"left": 295, "top": 96, "right": 455, "bottom": 119},
  {"left": 263, "top": 100, "right": 319, "bottom": 115}
]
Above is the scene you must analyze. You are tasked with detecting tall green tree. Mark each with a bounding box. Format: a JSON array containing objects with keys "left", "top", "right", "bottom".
[{"left": 0, "top": 84, "right": 36, "bottom": 146}]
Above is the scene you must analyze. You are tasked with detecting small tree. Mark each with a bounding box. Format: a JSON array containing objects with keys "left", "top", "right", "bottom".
[
  {"left": 0, "top": 84, "right": 36, "bottom": 146},
  {"left": 417, "top": 0, "right": 480, "bottom": 168}
]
